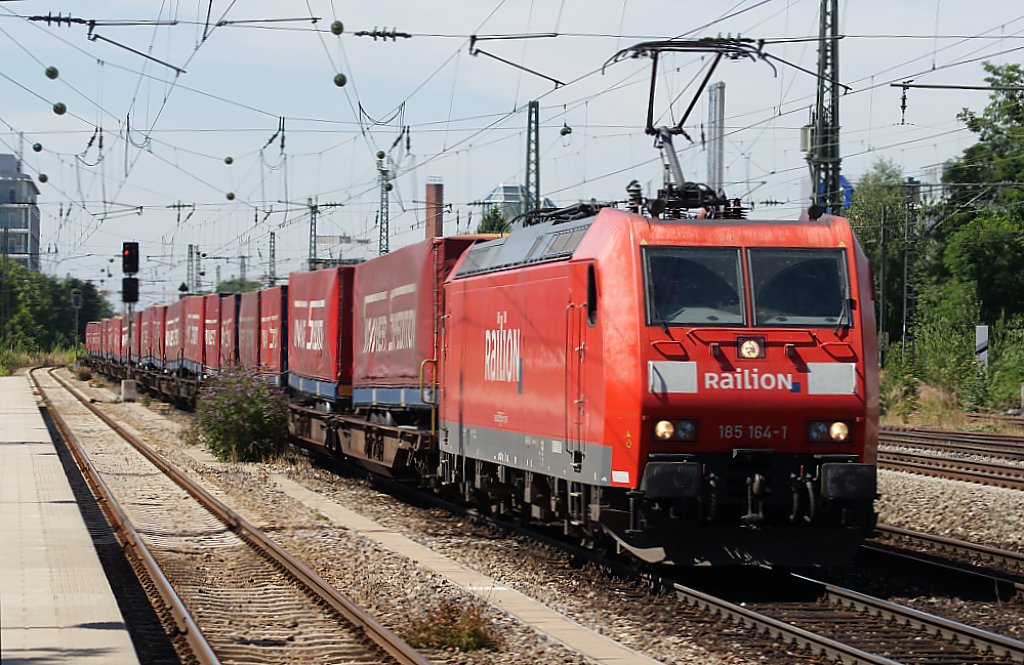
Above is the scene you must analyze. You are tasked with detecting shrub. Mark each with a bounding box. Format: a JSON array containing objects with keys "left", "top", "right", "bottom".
[
  {"left": 0, "top": 346, "right": 77, "bottom": 376},
  {"left": 403, "top": 598, "right": 499, "bottom": 652},
  {"left": 75, "top": 366, "right": 93, "bottom": 382},
  {"left": 880, "top": 343, "right": 918, "bottom": 422},
  {"left": 195, "top": 366, "right": 289, "bottom": 462}
]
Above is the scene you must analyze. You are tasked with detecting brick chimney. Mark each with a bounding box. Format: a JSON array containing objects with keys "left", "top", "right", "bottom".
[{"left": 425, "top": 178, "right": 443, "bottom": 239}]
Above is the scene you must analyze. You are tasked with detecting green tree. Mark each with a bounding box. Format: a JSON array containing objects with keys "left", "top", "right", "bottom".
[
  {"left": 475, "top": 206, "right": 508, "bottom": 234},
  {"left": 943, "top": 62, "right": 1024, "bottom": 215},
  {"left": 216, "top": 277, "right": 262, "bottom": 293},
  {"left": 0, "top": 257, "right": 113, "bottom": 351},
  {"left": 941, "top": 212, "right": 1024, "bottom": 322}
]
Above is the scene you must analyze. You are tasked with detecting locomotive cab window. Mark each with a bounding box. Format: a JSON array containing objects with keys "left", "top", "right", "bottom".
[
  {"left": 586, "top": 264, "right": 598, "bottom": 327},
  {"left": 644, "top": 247, "right": 744, "bottom": 326},
  {"left": 749, "top": 249, "right": 850, "bottom": 327}
]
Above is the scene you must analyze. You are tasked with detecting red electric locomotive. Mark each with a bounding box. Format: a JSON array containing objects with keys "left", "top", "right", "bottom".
[{"left": 439, "top": 205, "right": 877, "bottom": 565}]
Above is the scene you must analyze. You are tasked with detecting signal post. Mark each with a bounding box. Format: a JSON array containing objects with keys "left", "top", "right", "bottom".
[{"left": 121, "top": 242, "right": 139, "bottom": 401}]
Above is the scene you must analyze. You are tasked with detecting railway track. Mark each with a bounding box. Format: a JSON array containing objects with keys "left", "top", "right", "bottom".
[
  {"left": 967, "top": 413, "right": 1024, "bottom": 431},
  {"left": 731, "top": 571, "right": 1024, "bottom": 664},
  {"left": 877, "top": 449, "right": 1024, "bottom": 490},
  {"left": 880, "top": 428, "right": 1024, "bottom": 461},
  {"left": 866, "top": 523, "right": 1024, "bottom": 588},
  {"left": 31, "top": 367, "right": 429, "bottom": 665},
  {"left": 354, "top": 465, "right": 1024, "bottom": 664}
]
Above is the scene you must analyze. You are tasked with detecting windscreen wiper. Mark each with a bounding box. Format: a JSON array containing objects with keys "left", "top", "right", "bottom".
[
  {"left": 833, "top": 297, "right": 853, "bottom": 334},
  {"left": 653, "top": 303, "right": 671, "bottom": 334}
]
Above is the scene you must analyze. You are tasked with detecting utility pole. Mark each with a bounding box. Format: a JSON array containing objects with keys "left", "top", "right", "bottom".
[
  {"left": 194, "top": 245, "right": 203, "bottom": 293},
  {"left": 900, "top": 178, "right": 920, "bottom": 362},
  {"left": 167, "top": 201, "right": 194, "bottom": 226},
  {"left": 377, "top": 151, "right": 391, "bottom": 255},
  {"left": 1, "top": 225, "right": 9, "bottom": 344},
  {"left": 808, "top": 0, "right": 841, "bottom": 212},
  {"left": 186, "top": 244, "right": 195, "bottom": 293},
  {"left": 300, "top": 198, "right": 343, "bottom": 270},
  {"left": 239, "top": 255, "right": 246, "bottom": 283},
  {"left": 706, "top": 82, "right": 725, "bottom": 195},
  {"left": 268, "top": 232, "right": 276, "bottom": 286},
  {"left": 524, "top": 100, "right": 540, "bottom": 213}
]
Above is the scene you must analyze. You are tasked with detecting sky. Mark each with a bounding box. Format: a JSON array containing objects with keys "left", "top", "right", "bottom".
[{"left": 1, "top": 0, "right": 1021, "bottom": 306}]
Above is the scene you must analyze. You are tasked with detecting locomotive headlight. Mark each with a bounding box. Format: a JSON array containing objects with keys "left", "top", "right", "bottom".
[
  {"left": 828, "top": 421, "right": 851, "bottom": 442},
  {"left": 675, "top": 419, "right": 698, "bottom": 442},
  {"left": 654, "top": 420, "right": 676, "bottom": 440},
  {"left": 808, "top": 420, "right": 851, "bottom": 443},
  {"left": 737, "top": 336, "right": 764, "bottom": 359}
]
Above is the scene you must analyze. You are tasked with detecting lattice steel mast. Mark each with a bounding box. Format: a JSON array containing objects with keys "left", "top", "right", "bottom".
[{"left": 809, "top": 0, "right": 842, "bottom": 212}]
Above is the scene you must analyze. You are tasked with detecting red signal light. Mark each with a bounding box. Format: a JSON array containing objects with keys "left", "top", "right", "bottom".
[{"left": 122, "top": 242, "right": 139, "bottom": 273}]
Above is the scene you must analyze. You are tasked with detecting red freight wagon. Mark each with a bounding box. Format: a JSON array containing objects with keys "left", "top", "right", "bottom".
[
  {"left": 149, "top": 305, "right": 167, "bottom": 369},
  {"left": 107, "top": 316, "right": 123, "bottom": 362},
  {"left": 119, "top": 315, "right": 130, "bottom": 362},
  {"left": 165, "top": 300, "right": 184, "bottom": 371},
  {"left": 142, "top": 305, "right": 165, "bottom": 368},
  {"left": 239, "top": 290, "right": 260, "bottom": 370},
  {"left": 86, "top": 321, "right": 101, "bottom": 358},
  {"left": 219, "top": 294, "right": 240, "bottom": 369},
  {"left": 182, "top": 295, "right": 205, "bottom": 374},
  {"left": 259, "top": 286, "right": 288, "bottom": 383},
  {"left": 288, "top": 268, "right": 353, "bottom": 400},
  {"left": 353, "top": 236, "right": 480, "bottom": 410},
  {"left": 202, "top": 293, "right": 221, "bottom": 371},
  {"left": 100, "top": 318, "right": 109, "bottom": 359},
  {"left": 140, "top": 308, "right": 152, "bottom": 366},
  {"left": 130, "top": 311, "right": 142, "bottom": 363}
]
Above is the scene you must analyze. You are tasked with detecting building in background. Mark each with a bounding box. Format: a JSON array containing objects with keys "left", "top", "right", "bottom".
[
  {"left": 481, "top": 183, "right": 556, "bottom": 221},
  {"left": 0, "top": 154, "right": 41, "bottom": 271}
]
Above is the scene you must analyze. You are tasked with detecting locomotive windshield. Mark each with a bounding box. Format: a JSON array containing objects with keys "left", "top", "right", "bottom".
[
  {"left": 749, "top": 249, "right": 850, "bottom": 327},
  {"left": 644, "top": 247, "right": 744, "bottom": 326}
]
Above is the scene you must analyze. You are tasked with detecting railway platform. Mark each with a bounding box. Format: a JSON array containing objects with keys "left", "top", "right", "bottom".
[{"left": 0, "top": 375, "right": 140, "bottom": 664}]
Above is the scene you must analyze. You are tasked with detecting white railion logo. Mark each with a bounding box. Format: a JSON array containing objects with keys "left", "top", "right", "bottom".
[
  {"left": 186, "top": 312, "right": 201, "bottom": 345},
  {"left": 261, "top": 314, "right": 279, "bottom": 350},
  {"left": 240, "top": 316, "right": 256, "bottom": 352},
  {"left": 292, "top": 300, "right": 325, "bottom": 351},
  {"left": 704, "top": 368, "right": 796, "bottom": 392},
  {"left": 485, "top": 311, "right": 521, "bottom": 383},
  {"left": 363, "top": 283, "right": 417, "bottom": 354},
  {"left": 165, "top": 317, "right": 180, "bottom": 347}
]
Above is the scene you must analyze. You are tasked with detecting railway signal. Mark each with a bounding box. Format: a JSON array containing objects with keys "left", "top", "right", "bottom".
[
  {"left": 122, "top": 241, "right": 139, "bottom": 274},
  {"left": 122, "top": 277, "right": 138, "bottom": 303}
]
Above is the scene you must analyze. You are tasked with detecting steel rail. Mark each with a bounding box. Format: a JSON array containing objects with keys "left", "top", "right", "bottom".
[
  {"left": 801, "top": 576, "right": 1024, "bottom": 663},
  {"left": 878, "top": 449, "right": 1024, "bottom": 490},
  {"left": 666, "top": 581, "right": 905, "bottom": 665},
  {"left": 307, "top": 438, "right": 1021, "bottom": 665},
  {"left": 883, "top": 424, "right": 1024, "bottom": 443},
  {"left": 873, "top": 523, "right": 1024, "bottom": 576},
  {"left": 880, "top": 430, "right": 1024, "bottom": 460},
  {"left": 44, "top": 367, "right": 430, "bottom": 665},
  {"left": 967, "top": 413, "right": 1024, "bottom": 430},
  {"left": 29, "top": 367, "right": 220, "bottom": 665}
]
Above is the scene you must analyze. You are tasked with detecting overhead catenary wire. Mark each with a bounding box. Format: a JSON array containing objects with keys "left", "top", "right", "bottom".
[{"left": 4, "top": 2, "right": 1021, "bottom": 290}]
